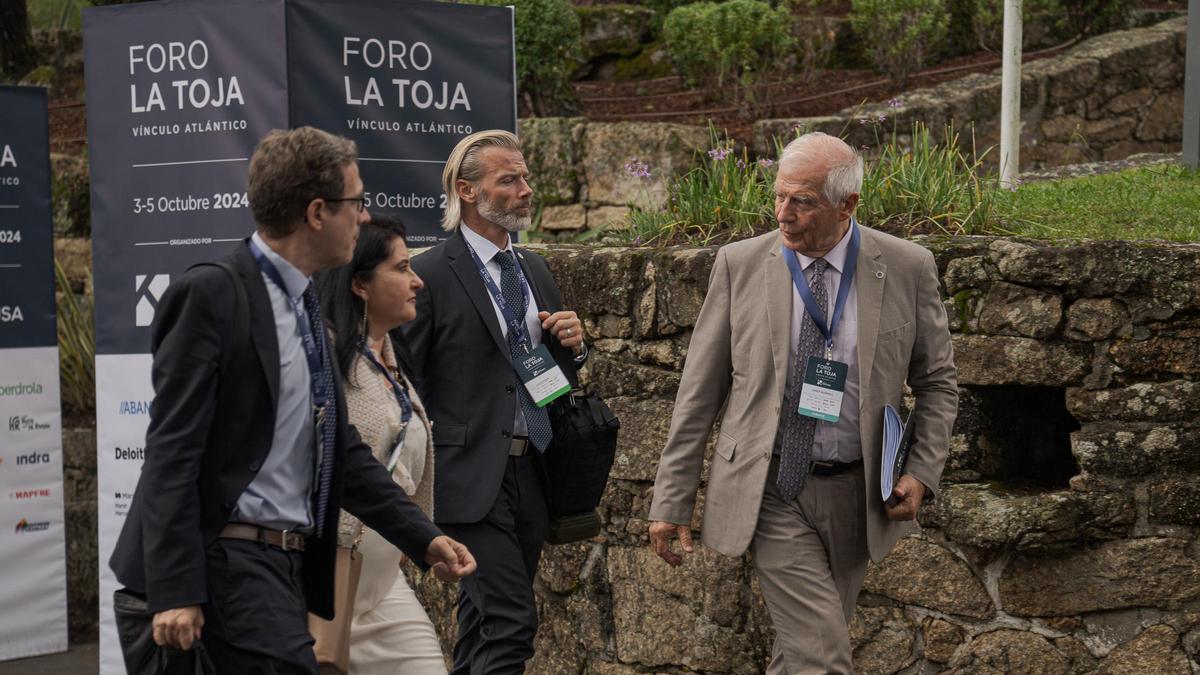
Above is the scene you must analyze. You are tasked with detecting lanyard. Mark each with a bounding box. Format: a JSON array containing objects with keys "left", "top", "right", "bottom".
[
  {"left": 248, "top": 239, "right": 329, "bottom": 408},
  {"left": 358, "top": 342, "right": 413, "bottom": 426},
  {"left": 782, "top": 220, "right": 860, "bottom": 356},
  {"left": 464, "top": 240, "right": 534, "bottom": 349}
]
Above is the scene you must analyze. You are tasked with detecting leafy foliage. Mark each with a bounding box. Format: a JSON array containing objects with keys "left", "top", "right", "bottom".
[
  {"left": 662, "top": 0, "right": 796, "bottom": 108},
  {"left": 849, "top": 0, "right": 949, "bottom": 84},
  {"left": 458, "top": 0, "right": 582, "bottom": 116},
  {"left": 55, "top": 260, "right": 95, "bottom": 419}
]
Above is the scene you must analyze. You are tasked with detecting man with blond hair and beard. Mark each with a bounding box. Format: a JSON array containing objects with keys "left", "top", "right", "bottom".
[
  {"left": 399, "top": 130, "right": 588, "bottom": 673},
  {"left": 648, "top": 132, "right": 957, "bottom": 673}
]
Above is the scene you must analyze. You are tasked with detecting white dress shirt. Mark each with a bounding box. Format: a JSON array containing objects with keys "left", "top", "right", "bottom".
[
  {"left": 460, "top": 225, "right": 543, "bottom": 439},
  {"left": 785, "top": 224, "right": 862, "bottom": 462}
]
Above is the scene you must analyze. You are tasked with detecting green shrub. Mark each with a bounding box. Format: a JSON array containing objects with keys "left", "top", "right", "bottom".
[
  {"left": 663, "top": 0, "right": 795, "bottom": 107},
  {"left": 972, "top": 0, "right": 1066, "bottom": 50},
  {"left": 458, "top": 0, "right": 582, "bottom": 116},
  {"left": 850, "top": 0, "right": 949, "bottom": 84}
]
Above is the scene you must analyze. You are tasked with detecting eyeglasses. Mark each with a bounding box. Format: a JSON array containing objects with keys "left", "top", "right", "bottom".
[{"left": 323, "top": 196, "right": 367, "bottom": 213}]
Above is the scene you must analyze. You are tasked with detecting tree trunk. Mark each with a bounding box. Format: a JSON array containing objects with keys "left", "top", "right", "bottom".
[{"left": 0, "top": 0, "right": 33, "bottom": 81}]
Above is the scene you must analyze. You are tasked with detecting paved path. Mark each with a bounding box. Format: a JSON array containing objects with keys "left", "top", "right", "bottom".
[{"left": 0, "top": 643, "right": 98, "bottom": 675}]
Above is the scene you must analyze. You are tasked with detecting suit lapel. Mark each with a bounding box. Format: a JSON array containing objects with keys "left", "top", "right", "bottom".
[
  {"left": 765, "top": 234, "right": 792, "bottom": 401},
  {"left": 855, "top": 228, "right": 886, "bottom": 398},
  {"left": 233, "top": 243, "right": 280, "bottom": 410},
  {"left": 446, "top": 230, "right": 510, "bottom": 358}
]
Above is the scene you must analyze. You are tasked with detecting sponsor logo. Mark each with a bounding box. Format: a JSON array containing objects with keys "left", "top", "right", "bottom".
[
  {"left": 135, "top": 274, "right": 170, "bottom": 327},
  {"left": 0, "top": 382, "right": 42, "bottom": 397},
  {"left": 0, "top": 305, "right": 22, "bottom": 322},
  {"left": 11, "top": 488, "right": 51, "bottom": 500},
  {"left": 14, "top": 518, "right": 50, "bottom": 533},
  {"left": 115, "top": 446, "right": 145, "bottom": 461},
  {"left": 118, "top": 400, "right": 152, "bottom": 415},
  {"left": 8, "top": 415, "right": 51, "bottom": 431},
  {"left": 15, "top": 451, "right": 51, "bottom": 466}
]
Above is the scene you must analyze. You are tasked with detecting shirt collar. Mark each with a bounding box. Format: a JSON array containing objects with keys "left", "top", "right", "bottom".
[
  {"left": 251, "top": 231, "right": 310, "bottom": 300},
  {"left": 793, "top": 218, "right": 855, "bottom": 274},
  {"left": 460, "top": 222, "right": 514, "bottom": 265}
]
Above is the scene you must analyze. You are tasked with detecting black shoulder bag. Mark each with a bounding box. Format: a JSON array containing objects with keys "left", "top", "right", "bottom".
[{"left": 542, "top": 388, "right": 620, "bottom": 544}]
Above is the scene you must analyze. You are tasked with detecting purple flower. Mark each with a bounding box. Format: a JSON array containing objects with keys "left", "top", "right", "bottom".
[
  {"left": 736, "top": 158, "right": 746, "bottom": 169},
  {"left": 877, "top": 114, "right": 887, "bottom": 123},
  {"left": 859, "top": 118, "right": 869, "bottom": 126},
  {"left": 624, "top": 160, "right": 652, "bottom": 179},
  {"left": 888, "top": 97, "right": 903, "bottom": 108},
  {"left": 708, "top": 147, "right": 731, "bottom": 161},
  {"left": 758, "top": 158, "right": 775, "bottom": 168}
]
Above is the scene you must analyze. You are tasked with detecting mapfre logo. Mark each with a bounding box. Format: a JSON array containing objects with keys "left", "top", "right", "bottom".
[
  {"left": 135, "top": 274, "right": 170, "bottom": 327},
  {"left": 0, "top": 305, "right": 22, "bottom": 322},
  {"left": 8, "top": 415, "right": 50, "bottom": 431},
  {"left": 11, "top": 488, "right": 51, "bottom": 500},
  {"left": 14, "top": 518, "right": 50, "bottom": 533}
]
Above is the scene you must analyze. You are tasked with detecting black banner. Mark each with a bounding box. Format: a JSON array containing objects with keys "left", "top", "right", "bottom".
[
  {"left": 84, "top": 0, "right": 289, "bottom": 355},
  {"left": 0, "top": 86, "right": 55, "bottom": 350},
  {"left": 287, "top": 0, "right": 517, "bottom": 244}
]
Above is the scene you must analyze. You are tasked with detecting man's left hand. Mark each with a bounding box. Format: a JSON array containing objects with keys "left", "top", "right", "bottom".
[
  {"left": 539, "top": 310, "right": 584, "bottom": 355},
  {"left": 884, "top": 475, "right": 926, "bottom": 521},
  {"left": 425, "top": 535, "right": 477, "bottom": 582}
]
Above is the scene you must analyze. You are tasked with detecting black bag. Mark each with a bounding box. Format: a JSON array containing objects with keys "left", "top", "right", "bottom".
[
  {"left": 113, "top": 589, "right": 216, "bottom": 675},
  {"left": 542, "top": 390, "right": 619, "bottom": 544}
]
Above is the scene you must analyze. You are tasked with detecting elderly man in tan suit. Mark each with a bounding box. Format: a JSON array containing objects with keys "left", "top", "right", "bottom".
[{"left": 648, "top": 132, "right": 958, "bottom": 674}]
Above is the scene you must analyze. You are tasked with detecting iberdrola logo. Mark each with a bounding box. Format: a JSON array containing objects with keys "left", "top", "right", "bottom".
[{"left": 14, "top": 518, "right": 50, "bottom": 533}]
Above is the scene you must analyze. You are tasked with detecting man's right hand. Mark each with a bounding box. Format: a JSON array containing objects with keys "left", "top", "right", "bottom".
[
  {"left": 152, "top": 605, "right": 204, "bottom": 650},
  {"left": 649, "top": 521, "right": 694, "bottom": 567}
]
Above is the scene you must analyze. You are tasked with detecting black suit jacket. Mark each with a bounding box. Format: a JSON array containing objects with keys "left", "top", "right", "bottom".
[
  {"left": 109, "top": 241, "right": 442, "bottom": 619},
  {"left": 399, "top": 229, "right": 579, "bottom": 524}
]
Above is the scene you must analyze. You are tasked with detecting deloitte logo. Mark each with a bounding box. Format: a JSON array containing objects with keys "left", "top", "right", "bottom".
[
  {"left": 14, "top": 518, "right": 50, "bottom": 533},
  {"left": 0, "top": 382, "right": 42, "bottom": 397}
]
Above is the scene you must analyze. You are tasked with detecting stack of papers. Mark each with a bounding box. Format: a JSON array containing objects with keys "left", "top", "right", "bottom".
[{"left": 880, "top": 405, "right": 915, "bottom": 501}]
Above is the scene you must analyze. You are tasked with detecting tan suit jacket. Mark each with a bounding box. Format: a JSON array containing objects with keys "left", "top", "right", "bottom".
[{"left": 649, "top": 226, "right": 958, "bottom": 561}]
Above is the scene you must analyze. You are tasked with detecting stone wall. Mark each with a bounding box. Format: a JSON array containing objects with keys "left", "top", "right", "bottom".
[
  {"left": 755, "top": 17, "right": 1189, "bottom": 172},
  {"left": 402, "top": 237, "right": 1200, "bottom": 673}
]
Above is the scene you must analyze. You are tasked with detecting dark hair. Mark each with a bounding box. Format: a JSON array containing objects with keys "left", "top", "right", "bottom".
[
  {"left": 248, "top": 127, "right": 357, "bottom": 238},
  {"left": 315, "top": 216, "right": 408, "bottom": 385}
]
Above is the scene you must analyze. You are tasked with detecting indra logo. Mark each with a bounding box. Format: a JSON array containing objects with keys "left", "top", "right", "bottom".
[
  {"left": 14, "top": 518, "right": 50, "bottom": 533},
  {"left": 0, "top": 305, "right": 22, "bottom": 322},
  {"left": 8, "top": 415, "right": 50, "bottom": 431},
  {"left": 15, "top": 451, "right": 51, "bottom": 466},
  {"left": 135, "top": 274, "right": 170, "bottom": 327}
]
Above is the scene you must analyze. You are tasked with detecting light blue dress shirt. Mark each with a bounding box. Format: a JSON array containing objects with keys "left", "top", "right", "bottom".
[{"left": 229, "top": 232, "right": 316, "bottom": 532}]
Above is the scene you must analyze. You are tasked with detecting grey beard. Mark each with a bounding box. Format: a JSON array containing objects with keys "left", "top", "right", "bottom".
[{"left": 478, "top": 195, "right": 531, "bottom": 232}]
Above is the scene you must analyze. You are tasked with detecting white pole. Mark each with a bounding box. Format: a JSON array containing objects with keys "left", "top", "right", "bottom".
[{"left": 1000, "top": 0, "right": 1023, "bottom": 187}]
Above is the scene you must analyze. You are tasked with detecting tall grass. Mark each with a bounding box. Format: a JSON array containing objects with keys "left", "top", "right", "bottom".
[{"left": 55, "top": 259, "right": 94, "bottom": 418}]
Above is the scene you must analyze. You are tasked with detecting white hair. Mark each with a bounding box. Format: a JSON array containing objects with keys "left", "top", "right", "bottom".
[
  {"left": 440, "top": 129, "right": 522, "bottom": 232},
  {"left": 778, "top": 132, "right": 863, "bottom": 207}
]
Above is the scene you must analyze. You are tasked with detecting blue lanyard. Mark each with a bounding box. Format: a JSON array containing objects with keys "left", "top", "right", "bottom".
[
  {"left": 464, "top": 240, "right": 534, "bottom": 348},
  {"left": 782, "top": 220, "right": 860, "bottom": 354},
  {"left": 358, "top": 342, "right": 413, "bottom": 426},
  {"left": 247, "top": 239, "right": 329, "bottom": 408}
]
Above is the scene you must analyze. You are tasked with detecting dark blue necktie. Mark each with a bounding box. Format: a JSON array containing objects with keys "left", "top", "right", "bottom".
[
  {"left": 777, "top": 258, "right": 829, "bottom": 502},
  {"left": 494, "top": 251, "right": 553, "bottom": 452},
  {"left": 302, "top": 283, "right": 337, "bottom": 537}
]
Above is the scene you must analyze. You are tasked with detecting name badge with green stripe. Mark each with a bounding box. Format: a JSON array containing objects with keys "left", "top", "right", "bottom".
[
  {"left": 513, "top": 344, "right": 570, "bottom": 407},
  {"left": 797, "top": 356, "right": 847, "bottom": 422}
]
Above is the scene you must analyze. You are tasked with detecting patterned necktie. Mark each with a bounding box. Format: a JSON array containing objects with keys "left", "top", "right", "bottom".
[
  {"left": 302, "top": 283, "right": 337, "bottom": 537},
  {"left": 494, "top": 251, "right": 554, "bottom": 452},
  {"left": 777, "top": 258, "right": 829, "bottom": 502}
]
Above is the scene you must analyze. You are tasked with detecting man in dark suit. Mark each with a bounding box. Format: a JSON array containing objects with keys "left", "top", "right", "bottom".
[
  {"left": 401, "top": 130, "right": 587, "bottom": 673},
  {"left": 109, "top": 126, "right": 475, "bottom": 673}
]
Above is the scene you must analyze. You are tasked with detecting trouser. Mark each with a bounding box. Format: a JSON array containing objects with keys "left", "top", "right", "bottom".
[
  {"left": 751, "top": 455, "right": 870, "bottom": 675},
  {"left": 201, "top": 538, "right": 320, "bottom": 675},
  {"left": 439, "top": 455, "right": 549, "bottom": 675}
]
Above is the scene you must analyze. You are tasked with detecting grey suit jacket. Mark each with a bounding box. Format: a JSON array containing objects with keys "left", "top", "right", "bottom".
[{"left": 649, "top": 226, "right": 958, "bottom": 561}]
